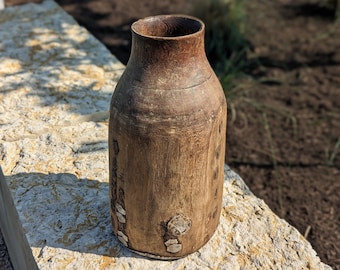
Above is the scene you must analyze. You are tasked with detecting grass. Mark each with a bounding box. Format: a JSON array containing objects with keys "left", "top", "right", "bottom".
[
  {"left": 326, "top": 137, "right": 340, "bottom": 166},
  {"left": 188, "top": 0, "right": 249, "bottom": 94},
  {"left": 262, "top": 112, "right": 285, "bottom": 217},
  {"left": 189, "top": 0, "right": 339, "bottom": 171}
]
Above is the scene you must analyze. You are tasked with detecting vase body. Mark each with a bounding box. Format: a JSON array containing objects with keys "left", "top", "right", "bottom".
[{"left": 109, "top": 15, "right": 227, "bottom": 259}]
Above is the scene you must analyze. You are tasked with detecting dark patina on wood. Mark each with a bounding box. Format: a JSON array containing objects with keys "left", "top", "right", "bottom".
[{"left": 109, "top": 15, "right": 227, "bottom": 259}]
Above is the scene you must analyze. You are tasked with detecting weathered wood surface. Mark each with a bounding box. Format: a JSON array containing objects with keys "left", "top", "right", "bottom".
[
  {"left": 0, "top": 168, "right": 38, "bottom": 270},
  {"left": 109, "top": 15, "right": 227, "bottom": 258}
]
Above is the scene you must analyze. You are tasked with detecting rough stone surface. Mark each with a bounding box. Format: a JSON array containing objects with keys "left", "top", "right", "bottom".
[{"left": 0, "top": 1, "right": 332, "bottom": 269}]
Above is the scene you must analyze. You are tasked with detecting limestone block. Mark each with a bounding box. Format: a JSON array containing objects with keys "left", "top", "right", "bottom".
[{"left": 0, "top": 1, "right": 332, "bottom": 269}]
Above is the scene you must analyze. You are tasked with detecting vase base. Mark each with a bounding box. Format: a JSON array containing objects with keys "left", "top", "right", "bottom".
[{"left": 123, "top": 245, "right": 186, "bottom": 261}]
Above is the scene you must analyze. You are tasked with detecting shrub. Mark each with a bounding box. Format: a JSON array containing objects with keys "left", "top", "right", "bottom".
[{"left": 188, "top": 0, "right": 249, "bottom": 92}]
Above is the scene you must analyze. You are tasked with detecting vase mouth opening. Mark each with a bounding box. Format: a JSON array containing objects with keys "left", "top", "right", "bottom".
[{"left": 132, "top": 15, "right": 204, "bottom": 39}]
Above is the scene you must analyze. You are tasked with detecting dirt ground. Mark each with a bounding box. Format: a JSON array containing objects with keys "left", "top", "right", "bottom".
[{"left": 4, "top": 0, "right": 340, "bottom": 269}]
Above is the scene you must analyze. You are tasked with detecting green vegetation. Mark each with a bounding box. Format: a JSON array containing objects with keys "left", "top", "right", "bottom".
[{"left": 188, "top": 0, "right": 249, "bottom": 93}]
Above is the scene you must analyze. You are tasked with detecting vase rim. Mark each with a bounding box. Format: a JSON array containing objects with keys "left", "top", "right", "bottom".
[{"left": 131, "top": 14, "right": 205, "bottom": 40}]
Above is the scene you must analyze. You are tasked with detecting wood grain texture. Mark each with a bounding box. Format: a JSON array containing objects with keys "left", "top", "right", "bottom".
[{"left": 109, "top": 15, "right": 227, "bottom": 259}]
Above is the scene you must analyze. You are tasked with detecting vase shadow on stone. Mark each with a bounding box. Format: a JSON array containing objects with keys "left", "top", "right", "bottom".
[{"left": 5, "top": 172, "right": 139, "bottom": 259}]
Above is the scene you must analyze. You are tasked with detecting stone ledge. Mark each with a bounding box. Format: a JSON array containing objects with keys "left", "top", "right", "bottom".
[{"left": 0, "top": 1, "right": 332, "bottom": 269}]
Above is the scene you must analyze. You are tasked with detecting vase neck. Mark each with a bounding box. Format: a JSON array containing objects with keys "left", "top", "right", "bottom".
[{"left": 125, "top": 15, "right": 212, "bottom": 89}]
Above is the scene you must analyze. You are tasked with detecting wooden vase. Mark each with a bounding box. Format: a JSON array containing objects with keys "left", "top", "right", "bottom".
[{"left": 109, "top": 14, "right": 227, "bottom": 259}]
